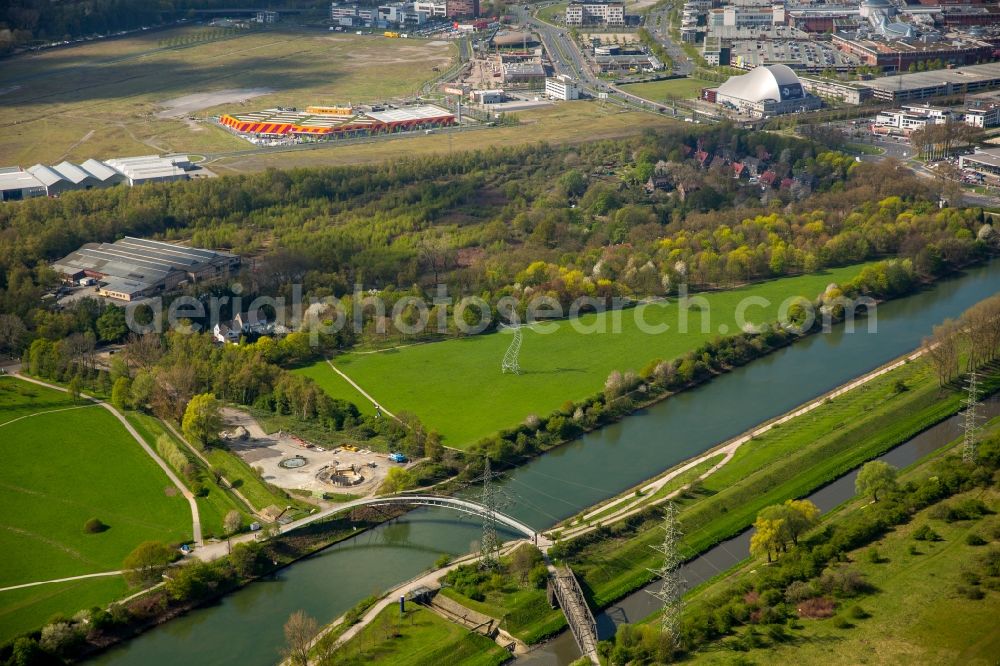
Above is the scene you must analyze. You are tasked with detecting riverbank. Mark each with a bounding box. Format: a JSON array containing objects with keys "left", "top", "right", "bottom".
[
  {"left": 666, "top": 421, "right": 1000, "bottom": 664},
  {"left": 80, "top": 260, "right": 1000, "bottom": 666},
  {"left": 558, "top": 358, "right": 999, "bottom": 610},
  {"left": 319, "top": 350, "right": 997, "bottom": 664}
]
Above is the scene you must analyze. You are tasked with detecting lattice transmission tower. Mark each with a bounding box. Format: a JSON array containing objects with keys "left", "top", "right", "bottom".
[
  {"left": 962, "top": 370, "right": 982, "bottom": 465},
  {"left": 647, "top": 501, "right": 685, "bottom": 642},
  {"left": 501, "top": 325, "right": 523, "bottom": 375},
  {"left": 479, "top": 457, "right": 502, "bottom": 570}
]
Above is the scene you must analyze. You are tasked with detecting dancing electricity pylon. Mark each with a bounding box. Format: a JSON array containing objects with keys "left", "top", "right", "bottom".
[
  {"left": 962, "top": 370, "right": 982, "bottom": 465},
  {"left": 479, "top": 457, "right": 502, "bottom": 570},
  {"left": 647, "top": 501, "right": 685, "bottom": 642},
  {"left": 501, "top": 325, "right": 523, "bottom": 375}
]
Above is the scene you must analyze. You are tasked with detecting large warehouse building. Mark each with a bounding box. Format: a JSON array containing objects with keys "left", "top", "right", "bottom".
[
  {"left": 52, "top": 237, "right": 240, "bottom": 302},
  {"left": 708, "top": 64, "right": 822, "bottom": 118},
  {"left": 218, "top": 104, "right": 456, "bottom": 141},
  {"left": 859, "top": 62, "right": 1000, "bottom": 103},
  {"left": 0, "top": 155, "right": 195, "bottom": 202}
]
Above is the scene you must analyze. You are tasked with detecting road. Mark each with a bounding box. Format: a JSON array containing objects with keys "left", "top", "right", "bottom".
[
  {"left": 519, "top": 3, "right": 700, "bottom": 117},
  {"left": 645, "top": 3, "right": 695, "bottom": 76}
]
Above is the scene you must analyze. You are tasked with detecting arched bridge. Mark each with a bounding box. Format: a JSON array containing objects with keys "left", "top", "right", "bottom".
[{"left": 279, "top": 494, "right": 538, "bottom": 543}]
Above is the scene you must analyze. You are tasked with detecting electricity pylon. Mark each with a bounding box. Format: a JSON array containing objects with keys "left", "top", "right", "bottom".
[
  {"left": 501, "top": 325, "right": 523, "bottom": 375},
  {"left": 647, "top": 501, "right": 685, "bottom": 642},
  {"left": 962, "top": 370, "right": 982, "bottom": 465},
  {"left": 479, "top": 457, "right": 502, "bottom": 570}
]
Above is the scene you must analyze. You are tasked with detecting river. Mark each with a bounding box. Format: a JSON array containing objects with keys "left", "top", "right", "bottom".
[{"left": 90, "top": 261, "right": 1000, "bottom": 666}]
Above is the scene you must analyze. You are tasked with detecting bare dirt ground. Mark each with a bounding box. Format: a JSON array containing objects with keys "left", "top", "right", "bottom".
[
  {"left": 221, "top": 408, "right": 392, "bottom": 497},
  {"left": 154, "top": 88, "right": 274, "bottom": 119}
]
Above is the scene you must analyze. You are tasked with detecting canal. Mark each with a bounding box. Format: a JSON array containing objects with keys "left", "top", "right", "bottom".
[{"left": 91, "top": 261, "right": 1000, "bottom": 666}]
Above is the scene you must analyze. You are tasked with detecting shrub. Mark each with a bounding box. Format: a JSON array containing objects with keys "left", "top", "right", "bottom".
[
  {"left": 84, "top": 517, "right": 108, "bottom": 533},
  {"left": 848, "top": 605, "right": 870, "bottom": 619},
  {"left": 957, "top": 585, "right": 985, "bottom": 600},
  {"left": 784, "top": 580, "right": 814, "bottom": 603},
  {"left": 832, "top": 616, "right": 853, "bottom": 629},
  {"left": 867, "top": 547, "right": 884, "bottom": 564},
  {"left": 913, "top": 524, "right": 941, "bottom": 542},
  {"left": 965, "top": 533, "right": 987, "bottom": 546},
  {"left": 796, "top": 596, "right": 835, "bottom": 619}
]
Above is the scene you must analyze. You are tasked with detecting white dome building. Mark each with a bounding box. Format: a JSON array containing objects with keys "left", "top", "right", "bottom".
[{"left": 713, "top": 65, "right": 822, "bottom": 118}]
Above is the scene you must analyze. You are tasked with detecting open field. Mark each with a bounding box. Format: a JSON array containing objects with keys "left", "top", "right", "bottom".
[
  {"left": 298, "top": 265, "right": 869, "bottom": 448},
  {"left": 209, "top": 101, "right": 684, "bottom": 173},
  {"left": 568, "top": 358, "right": 992, "bottom": 608},
  {"left": 620, "top": 77, "right": 712, "bottom": 101},
  {"left": 331, "top": 605, "right": 510, "bottom": 666},
  {"left": 686, "top": 443, "right": 1000, "bottom": 665},
  {"left": 0, "top": 377, "right": 191, "bottom": 639},
  {"left": 0, "top": 576, "right": 127, "bottom": 645},
  {"left": 124, "top": 411, "right": 252, "bottom": 539},
  {"left": 537, "top": 1, "right": 569, "bottom": 23},
  {"left": 0, "top": 26, "right": 456, "bottom": 165}
]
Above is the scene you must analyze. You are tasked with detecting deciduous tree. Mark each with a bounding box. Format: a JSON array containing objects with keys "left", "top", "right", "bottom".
[
  {"left": 855, "top": 460, "right": 897, "bottom": 502},
  {"left": 182, "top": 393, "right": 223, "bottom": 450}
]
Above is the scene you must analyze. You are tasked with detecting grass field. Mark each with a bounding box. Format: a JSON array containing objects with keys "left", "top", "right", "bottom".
[
  {"left": 620, "top": 77, "right": 713, "bottom": 102},
  {"left": 298, "top": 265, "right": 869, "bottom": 448},
  {"left": 203, "top": 447, "right": 312, "bottom": 517},
  {"left": 209, "top": 101, "right": 684, "bottom": 173},
  {"left": 0, "top": 26, "right": 456, "bottom": 165},
  {"left": 439, "top": 586, "right": 565, "bottom": 644},
  {"left": 331, "top": 605, "right": 510, "bottom": 666},
  {"left": 124, "top": 411, "right": 252, "bottom": 539},
  {"left": 0, "top": 377, "right": 191, "bottom": 642},
  {"left": 0, "top": 576, "right": 127, "bottom": 646},
  {"left": 568, "top": 357, "right": 986, "bottom": 608},
  {"left": 685, "top": 449, "right": 1000, "bottom": 664},
  {"left": 537, "top": 1, "right": 569, "bottom": 23}
]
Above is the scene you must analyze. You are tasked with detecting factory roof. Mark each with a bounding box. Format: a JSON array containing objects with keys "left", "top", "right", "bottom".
[
  {"left": 52, "top": 236, "right": 237, "bottom": 283},
  {"left": 0, "top": 170, "right": 46, "bottom": 192},
  {"left": 365, "top": 105, "right": 455, "bottom": 123},
  {"left": 861, "top": 61, "right": 1000, "bottom": 93},
  {"left": 52, "top": 161, "right": 97, "bottom": 184},
  {"left": 26, "top": 164, "right": 68, "bottom": 187}
]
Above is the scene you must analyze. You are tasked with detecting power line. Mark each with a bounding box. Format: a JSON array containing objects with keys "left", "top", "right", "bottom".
[
  {"left": 501, "top": 325, "right": 523, "bottom": 375},
  {"left": 479, "top": 457, "right": 502, "bottom": 570},
  {"left": 647, "top": 501, "right": 685, "bottom": 643},
  {"left": 962, "top": 370, "right": 982, "bottom": 465}
]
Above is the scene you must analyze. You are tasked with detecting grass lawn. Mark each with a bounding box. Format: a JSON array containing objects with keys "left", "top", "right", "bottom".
[
  {"left": 566, "top": 357, "right": 991, "bottom": 608},
  {"left": 331, "top": 605, "right": 510, "bottom": 666},
  {"left": 203, "top": 447, "right": 310, "bottom": 517},
  {"left": 683, "top": 439, "right": 1000, "bottom": 665},
  {"left": 298, "top": 265, "right": 869, "bottom": 448},
  {"left": 0, "top": 576, "right": 127, "bottom": 645},
  {"left": 124, "top": 411, "right": 252, "bottom": 539},
  {"left": 844, "top": 142, "right": 884, "bottom": 156},
  {"left": 0, "top": 377, "right": 191, "bottom": 640},
  {"left": 439, "top": 587, "right": 565, "bottom": 644},
  {"left": 537, "top": 1, "right": 569, "bottom": 23},
  {"left": 0, "top": 26, "right": 456, "bottom": 164},
  {"left": 620, "top": 77, "right": 712, "bottom": 101}
]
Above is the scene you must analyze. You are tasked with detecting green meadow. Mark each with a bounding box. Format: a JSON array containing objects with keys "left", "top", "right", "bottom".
[
  {"left": 298, "top": 264, "right": 869, "bottom": 448},
  {"left": 0, "top": 377, "right": 191, "bottom": 642}
]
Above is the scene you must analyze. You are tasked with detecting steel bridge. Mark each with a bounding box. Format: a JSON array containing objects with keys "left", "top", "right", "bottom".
[{"left": 280, "top": 494, "right": 538, "bottom": 543}]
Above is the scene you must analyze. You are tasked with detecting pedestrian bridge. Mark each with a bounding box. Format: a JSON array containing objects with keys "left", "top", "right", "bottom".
[{"left": 280, "top": 494, "right": 538, "bottom": 543}]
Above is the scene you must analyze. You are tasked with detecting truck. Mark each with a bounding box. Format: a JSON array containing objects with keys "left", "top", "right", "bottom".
[
  {"left": 388, "top": 452, "right": 408, "bottom": 463},
  {"left": 384, "top": 31, "right": 400, "bottom": 38}
]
